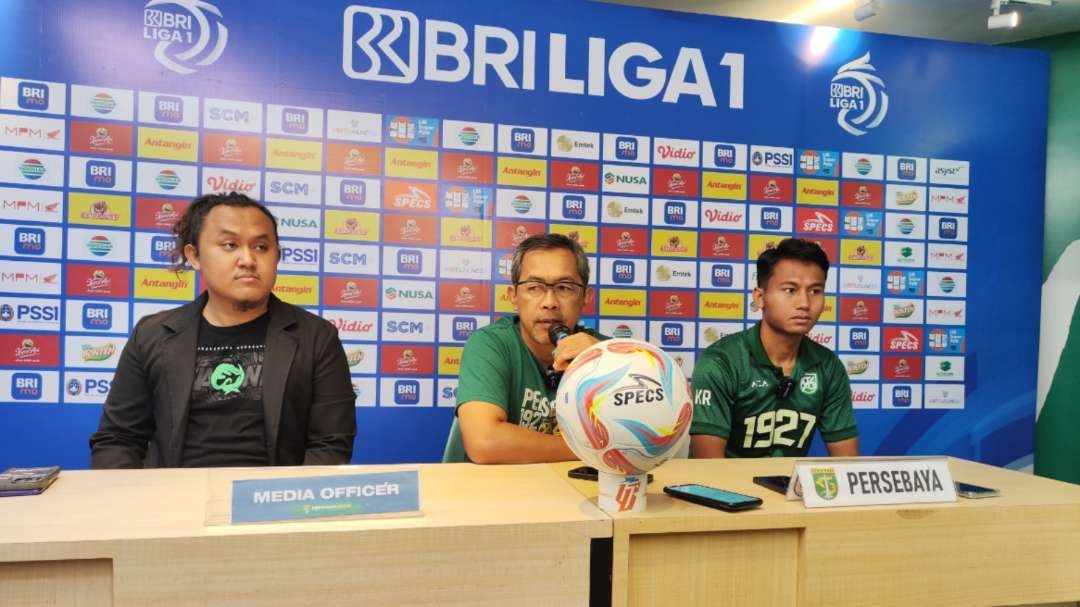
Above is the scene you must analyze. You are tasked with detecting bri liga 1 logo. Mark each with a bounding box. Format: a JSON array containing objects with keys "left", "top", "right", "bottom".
[
  {"left": 830, "top": 52, "right": 888, "bottom": 136},
  {"left": 143, "top": 0, "right": 228, "bottom": 75}
]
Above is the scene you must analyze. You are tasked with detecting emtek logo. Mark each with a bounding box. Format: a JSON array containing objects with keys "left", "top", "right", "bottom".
[
  {"left": 151, "top": 235, "right": 175, "bottom": 262},
  {"left": 613, "top": 260, "right": 635, "bottom": 284},
  {"left": 452, "top": 316, "right": 477, "bottom": 340},
  {"left": 711, "top": 264, "right": 733, "bottom": 287},
  {"left": 396, "top": 249, "right": 423, "bottom": 274},
  {"left": 660, "top": 322, "right": 683, "bottom": 346},
  {"left": 664, "top": 201, "right": 686, "bottom": 225},
  {"left": 82, "top": 303, "right": 113, "bottom": 330},
  {"left": 18, "top": 82, "right": 49, "bottom": 110},
  {"left": 394, "top": 379, "right": 421, "bottom": 404},
  {"left": 282, "top": 108, "right": 309, "bottom": 134},
  {"left": 562, "top": 195, "right": 585, "bottom": 219},
  {"left": 11, "top": 372, "right": 43, "bottom": 400},
  {"left": 615, "top": 137, "right": 637, "bottom": 160},
  {"left": 154, "top": 95, "right": 184, "bottom": 123},
  {"left": 14, "top": 228, "right": 45, "bottom": 256},
  {"left": 86, "top": 160, "right": 116, "bottom": 188}
]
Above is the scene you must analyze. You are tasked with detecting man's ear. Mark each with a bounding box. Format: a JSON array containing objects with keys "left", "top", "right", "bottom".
[{"left": 183, "top": 243, "right": 200, "bottom": 271}]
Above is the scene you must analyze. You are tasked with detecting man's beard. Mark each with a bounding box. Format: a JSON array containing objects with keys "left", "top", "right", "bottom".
[{"left": 232, "top": 297, "right": 267, "bottom": 312}]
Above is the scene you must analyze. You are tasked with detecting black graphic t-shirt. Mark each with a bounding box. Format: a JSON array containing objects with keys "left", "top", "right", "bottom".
[{"left": 182, "top": 312, "right": 271, "bottom": 468}]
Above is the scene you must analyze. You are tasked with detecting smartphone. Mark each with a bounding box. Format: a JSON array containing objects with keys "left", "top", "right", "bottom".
[
  {"left": 568, "top": 465, "right": 653, "bottom": 484},
  {"left": 663, "top": 483, "right": 763, "bottom": 512},
  {"left": 752, "top": 475, "right": 791, "bottom": 495},
  {"left": 955, "top": 482, "right": 1000, "bottom": 498}
]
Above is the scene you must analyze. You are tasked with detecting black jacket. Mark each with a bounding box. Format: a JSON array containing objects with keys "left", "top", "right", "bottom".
[{"left": 89, "top": 293, "right": 356, "bottom": 468}]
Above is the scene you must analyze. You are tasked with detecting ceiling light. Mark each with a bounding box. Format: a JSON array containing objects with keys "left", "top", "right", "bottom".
[
  {"left": 854, "top": 0, "right": 880, "bottom": 22},
  {"left": 988, "top": 0, "right": 1021, "bottom": 29}
]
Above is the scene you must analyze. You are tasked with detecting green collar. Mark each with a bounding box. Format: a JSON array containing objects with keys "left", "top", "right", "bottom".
[{"left": 746, "top": 322, "right": 826, "bottom": 373}]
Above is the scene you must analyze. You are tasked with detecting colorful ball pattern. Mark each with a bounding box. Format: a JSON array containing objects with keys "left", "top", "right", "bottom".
[{"left": 556, "top": 339, "right": 693, "bottom": 476}]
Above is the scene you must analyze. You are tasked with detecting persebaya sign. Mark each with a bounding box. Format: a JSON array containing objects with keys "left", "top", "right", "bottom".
[{"left": 793, "top": 457, "right": 956, "bottom": 508}]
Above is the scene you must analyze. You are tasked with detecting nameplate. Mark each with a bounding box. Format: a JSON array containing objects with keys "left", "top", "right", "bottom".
[
  {"left": 230, "top": 470, "right": 420, "bottom": 524},
  {"left": 791, "top": 457, "right": 957, "bottom": 508}
]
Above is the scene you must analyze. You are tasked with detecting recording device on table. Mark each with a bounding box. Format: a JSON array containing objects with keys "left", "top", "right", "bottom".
[
  {"left": 568, "top": 465, "right": 654, "bottom": 484},
  {"left": 545, "top": 322, "right": 576, "bottom": 390},
  {"left": 753, "top": 475, "right": 792, "bottom": 495},
  {"left": 0, "top": 466, "right": 60, "bottom": 497},
  {"left": 955, "top": 481, "right": 999, "bottom": 498},
  {"left": 663, "top": 483, "right": 763, "bottom": 512}
]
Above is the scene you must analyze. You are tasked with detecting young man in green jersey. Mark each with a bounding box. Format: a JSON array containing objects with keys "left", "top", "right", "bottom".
[
  {"left": 691, "top": 238, "right": 859, "bottom": 458},
  {"left": 443, "top": 234, "right": 603, "bottom": 464}
]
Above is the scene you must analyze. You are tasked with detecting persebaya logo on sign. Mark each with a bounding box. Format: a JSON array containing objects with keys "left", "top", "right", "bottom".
[
  {"left": 342, "top": 5, "right": 746, "bottom": 108},
  {"left": 812, "top": 467, "right": 839, "bottom": 500},
  {"left": 210, "top": 361, "right": 244, "bottom": 395},
  {"left": 799, "top": 372, "right": 819, "bottom": 395},
  {"left": 830, "top": 52, "right": 888, "bottom": 136},
  {"left": 143, "top": 0, "right": 228, "bottom": 75}
]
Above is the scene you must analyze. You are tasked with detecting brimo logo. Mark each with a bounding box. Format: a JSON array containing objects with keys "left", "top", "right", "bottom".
[
  {"left": 342, "top": 5, "right": 744, "bottom": 108},
  {"left": 829, "top": 52, "right": 888, "bottom": 136},
  {"left": 143, "top": 0, "right": 228, "bottom": 75}
]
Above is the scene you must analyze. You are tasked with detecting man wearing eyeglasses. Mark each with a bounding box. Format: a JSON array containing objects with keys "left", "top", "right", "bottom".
[
  {"left": 690, "top": 238, "right": 859, "bottom": 458},
  {"left": 442, "top": 234, "right": 604, "bottom": 463}
]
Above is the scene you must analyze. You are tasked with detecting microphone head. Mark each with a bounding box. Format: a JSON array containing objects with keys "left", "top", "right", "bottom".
[{"left": 548, "top": 322, "right": 571, "bottom": 345}]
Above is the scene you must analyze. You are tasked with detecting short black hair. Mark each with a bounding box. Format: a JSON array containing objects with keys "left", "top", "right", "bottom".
[
  {"left": 170, "top": 192, "right": 279, "bottom": 272},
  {"left": 756, "top": 238, "right": 829, "bottom": 288},
  {"left": 511, "top": 233, "right": 589, "bottom": 285}
]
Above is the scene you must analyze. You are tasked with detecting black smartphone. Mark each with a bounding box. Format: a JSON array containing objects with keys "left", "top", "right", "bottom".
[
  {"left": 955, "top": 481, "right": 1000, "bottom": 498},
  {"left": 752, "top": 475, "right": 791, "bottom": 495},
  {"left": 568, "top": 465, "right": 653, "bottom": 484},
  {"left": 663, "top": 483, "right": 763, "bottom": 511}
]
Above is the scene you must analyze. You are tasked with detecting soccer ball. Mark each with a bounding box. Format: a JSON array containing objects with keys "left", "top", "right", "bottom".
[{"left": 556, "top": 339, "right": 693, "bottom": 476}]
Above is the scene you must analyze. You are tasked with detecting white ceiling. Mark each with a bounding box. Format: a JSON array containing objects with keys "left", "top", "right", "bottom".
[{"left": 600, "top": 0, "right": 1080, "bottom": 44}]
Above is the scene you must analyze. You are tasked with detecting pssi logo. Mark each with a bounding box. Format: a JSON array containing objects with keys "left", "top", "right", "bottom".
[{"left": 143, "top": 0, "right": 229, "bottom": 75}]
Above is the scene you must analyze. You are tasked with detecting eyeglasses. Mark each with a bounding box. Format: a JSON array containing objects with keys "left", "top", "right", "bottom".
[{"left": 514, "top": 280, "right": 586, "bottom": 300}]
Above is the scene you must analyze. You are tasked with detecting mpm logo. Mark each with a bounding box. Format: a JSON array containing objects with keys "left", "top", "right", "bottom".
[
  {"left": 394, "top": 379, "right": 421, "bottom": 404},
  {"left": 82, "top": 303, "right": 112, "bottom": 330},
  {"left": 452, "top": 316, "right": 477, "bottom": 340},
  {"left": 86, "top": 160, "right": 116, "bottom": 188},
  {"left": 11, "top": 372, "right": 42, "bottom": 400}
]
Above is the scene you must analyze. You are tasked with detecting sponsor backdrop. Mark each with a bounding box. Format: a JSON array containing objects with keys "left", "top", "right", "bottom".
[{"left": 0, "top": 1, "right": 1047, "bottom": 467}]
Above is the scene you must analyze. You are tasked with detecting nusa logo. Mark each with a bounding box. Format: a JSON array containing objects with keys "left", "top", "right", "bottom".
[{"left": 343, "top": 6, "right": 745, "bottom": 108}]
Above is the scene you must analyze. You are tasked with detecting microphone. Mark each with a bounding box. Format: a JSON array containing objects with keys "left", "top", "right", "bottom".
[
  {"left": 548, "top": 322, "right": 572, "bottom": 346},
  {"left": 546, "top": 323, "right": 574, "bottom": 391}
]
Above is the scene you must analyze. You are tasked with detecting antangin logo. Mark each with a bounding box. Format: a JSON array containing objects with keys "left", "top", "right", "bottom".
[
  {"left": 830, "top": 52, "right": 888, "bottom": 136},
  {"left": 143, "top": 0, "right": 228, "bottom": 75}
]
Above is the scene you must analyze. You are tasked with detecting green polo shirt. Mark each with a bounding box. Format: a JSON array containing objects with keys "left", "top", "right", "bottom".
[
  {"left": 442, "top": 316, "right": 605, "bottom": 463},
  {"left": 690, "top": 323, "right": 857, "bottom": 458}
]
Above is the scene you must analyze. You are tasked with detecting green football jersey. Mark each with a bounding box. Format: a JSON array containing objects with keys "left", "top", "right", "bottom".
[
  {"left": 442, "top": 316, "right": 604, "bottom": 463},
  {"left": 690, "top": 323, "right": 857, "bottom": 458}
]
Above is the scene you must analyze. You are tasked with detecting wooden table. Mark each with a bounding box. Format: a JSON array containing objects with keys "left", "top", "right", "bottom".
[
  {"left": 556, "top": 457, "right": 1080, "bottom": 607},
  {"left": 0, "top": 464, "right": 610, "bottom": 606}
]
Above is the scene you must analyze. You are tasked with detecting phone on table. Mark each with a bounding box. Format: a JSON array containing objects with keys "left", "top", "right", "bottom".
[
  {"left": 568, "top": 465, "right": 653, "bottom": 484},
  {"left": 955, "top": 482, "right": 999, "bottom": 498},
  {"left": 752, "top": 475, "right": 791, "bottom": 495},
  {"left": 663, "top": 483, "right": 763, "bottom": 512}
]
